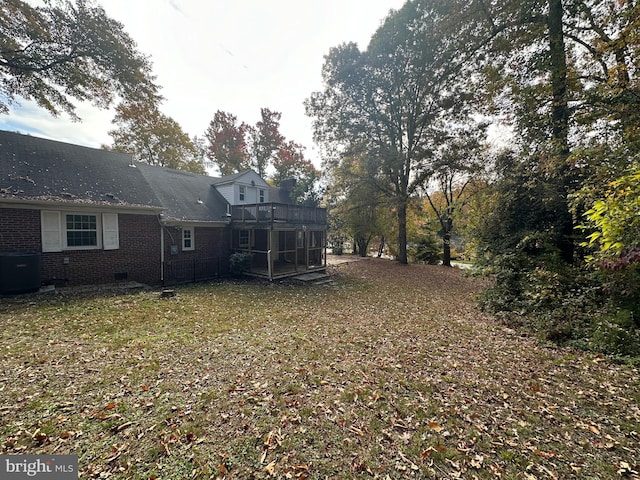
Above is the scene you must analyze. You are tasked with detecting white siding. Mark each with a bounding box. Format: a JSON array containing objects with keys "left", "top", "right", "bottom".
[
  {"left": 212, "top": 171, "right": 270, "bottom": 205},
  {"left": 216, "top": 184, "right": 234, "bottom": 204}
]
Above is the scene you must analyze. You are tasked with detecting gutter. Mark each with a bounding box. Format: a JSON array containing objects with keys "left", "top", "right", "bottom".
[{"left": 0, "top": 197, "right": 164, "bottom": 214}]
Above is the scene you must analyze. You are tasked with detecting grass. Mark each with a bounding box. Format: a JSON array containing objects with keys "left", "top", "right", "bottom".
[{"left": 1, "top": 258, "right": 639, "bottom": 479}]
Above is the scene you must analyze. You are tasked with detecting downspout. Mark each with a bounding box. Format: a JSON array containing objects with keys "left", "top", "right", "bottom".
[
  {"left": 156, "top": 213, "right": 177, "bottom": 285},
  {"left": 324, "top": 230, "right": 327, "bottom": 267},
  {"left": 267, "top": 227, "right": 273, "bottom": 281},
  {"left": 160, "top": 218, "right": 165, "bottom": 285},
  {"left": 305, "top": 228, "right": 309, "bottom": 270}
]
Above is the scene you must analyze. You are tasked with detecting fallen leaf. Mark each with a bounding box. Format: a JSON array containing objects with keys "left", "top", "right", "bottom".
[
  {"left": 399, "top": 431, "right": 412, "bottom": 444},
  {"left": 264, "top": 460, "right": 277, "bottom": 476},
  {"left": 471, "top": 454, "right": 484, "bottom": 468},
  {"left": 428, "top": 421, "right": 444, "bottom": 433}
]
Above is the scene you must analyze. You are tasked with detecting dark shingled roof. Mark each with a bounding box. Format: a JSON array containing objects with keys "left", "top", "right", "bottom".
[
  {"left": 136, "top": 163, "right": 230, "bottom": 223},
  {"left": 0, "top": 130, "right": 232, "bottom": 222},
  {"left": 209, "top": 170, "right": 250, "bottom": 186},
  {"left": 0, "top": 130, "right": 161, "bottom": 208}
]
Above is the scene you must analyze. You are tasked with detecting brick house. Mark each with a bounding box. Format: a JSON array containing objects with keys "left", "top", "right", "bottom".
[{"left": 0, "top": 130, "right": 326, "bottom": 293}]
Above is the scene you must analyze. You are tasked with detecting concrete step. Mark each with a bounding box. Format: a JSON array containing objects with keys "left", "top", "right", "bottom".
[{"left": 291, "top": 272, "right": 334, "bottom": 285}]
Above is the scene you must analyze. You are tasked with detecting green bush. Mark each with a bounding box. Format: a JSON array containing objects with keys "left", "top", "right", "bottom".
[
  {"left": 229, "top": 253, "right": 252, "bottom": 276},
  {"left": 409, "top": 235, "right": 441, "bottom": 265},
  {"left": 591, "top": 310, "right": 640, "bottom": 358}
]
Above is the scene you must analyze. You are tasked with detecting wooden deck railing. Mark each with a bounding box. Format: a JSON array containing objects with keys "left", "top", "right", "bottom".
[{"left": 230, "top": 203, "right": 327, "bottom": 226}]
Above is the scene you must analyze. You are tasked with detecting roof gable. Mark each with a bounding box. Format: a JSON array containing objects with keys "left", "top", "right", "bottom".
[
  {"left": 136, "top": 164, "right": 229, "bottom": 223},
  {"left": 211, "top": 170, "right": 269, "bottom": 188}
]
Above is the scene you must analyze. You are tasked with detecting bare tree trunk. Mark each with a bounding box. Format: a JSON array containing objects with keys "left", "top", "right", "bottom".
[
  {"left": 548, "top": 0, "right": 574, "bottom": 263},
  {"left": 442, "top": 217, "right": 453, "bottom": 267},
  {"left": 397, "top": 202, "right": 408, "bottom": 264},
  {"left": 377, "top": 236, "right": 386, "bottom": 258}
]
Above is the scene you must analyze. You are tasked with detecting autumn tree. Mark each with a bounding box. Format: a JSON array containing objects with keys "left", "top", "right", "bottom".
[
  {"left": 467, "top": 0, "right": 639, "bottom": 261},
  {"left": 249, "top": 108, "right": 285, "bottom": 178},
  {"left": 0, "top": 0, "right": 159, "bottom": 118},
  {"left": 326, "top": 154, "right": 386, "bottom": 257},
  {"left": 270, "top": 140, "right": 320, "bottom": 206},
  {"left": 107, "top": 101, "right": 204, "bottom": 174},
  {"left": 204, "top": 110, "right": 250, "bottom": 176},
  {"left": 455, "top": 0, "right": 640, "bottom": 350},
  {"left": 204, "top": 108, "right": 321, "bottom": 202},
  {"left": 421, "top": 124, "right": 488, "bottom": 266},
  {"left": 307, "top": 1, "right": 473, "bottom": 264}
]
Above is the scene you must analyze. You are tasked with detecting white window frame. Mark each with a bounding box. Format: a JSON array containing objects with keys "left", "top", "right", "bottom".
[
  {"left": 41, "top": 211, "right": 120, "bottom": 252},
  {"left": 64, "top": 212, "right": 102, "bottom": 250},
  {"left": 182, "top": 227, "right": 194, "bottom": 251},
  {"left": 259, "top": 189, "right": 265, "bottom": 203},
  {"left": 239, "top": 230, "right": 249, "bottom": 248},
  {"left": 239, "top": 185, "right": 246, "bottom": 202}
]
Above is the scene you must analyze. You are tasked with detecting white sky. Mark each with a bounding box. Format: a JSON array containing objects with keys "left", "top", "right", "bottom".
[{"left": 1, "top": 0, "right": 407, "bottom": 168}]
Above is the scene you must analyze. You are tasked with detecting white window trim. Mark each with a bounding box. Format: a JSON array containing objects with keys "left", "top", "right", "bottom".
[
  {"left": 239, "top": 230, "right": 250, "bottom": 248},
  {"left": 239, "top": 185, "right": 246, "bottom": 202},
  {"left": 63, "top": 212, "right": 102, "bottom": 250},
  {"left": 182, "top": 227, "right": 195, "bottom": 251},
  {"left": 41, "top": 210, "right": 120, "bottom": 252},
  {"left": 259, "top": 189, "right": 265, "bottom": 203}
]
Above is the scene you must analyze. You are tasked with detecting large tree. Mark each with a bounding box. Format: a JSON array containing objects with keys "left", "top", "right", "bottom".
[
  {"left": 329, "top": 154, "right": 386, "bottom": 257},
  {"left": 0, "top": 0, "right": 159, "bottom": 118},
  {"left": 107, "top": 101, "right": 204, "bottom": 174},
  {"left": 248, "top": 108, "right": 285, "bottom": 178},
  {"left": 270, "top": 140, "right": 320, "bottom": 205},
  {"left": 469, "top": 0, "right": 639, "bottom": 258},
  {"left": 421, "top": 123, "right": 488, "bottom": 266},
  {"left": 306, "top": 1, "right": 472, "bottom": 264},
  {"left": 204, "top": 110, "right": 251, "bottom": 176}
]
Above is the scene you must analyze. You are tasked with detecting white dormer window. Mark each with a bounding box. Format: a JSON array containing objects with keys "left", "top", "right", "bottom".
[
  {"left": 239, "top": 185, "right": 246, "bottom": 202},
  {"left": 259, "top": 189, "right": 265, "bottom": 203}
]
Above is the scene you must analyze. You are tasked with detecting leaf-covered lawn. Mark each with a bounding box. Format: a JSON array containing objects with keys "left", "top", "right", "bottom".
[{"left": 1, "top": 259, "right": 639, "bottom": 479}]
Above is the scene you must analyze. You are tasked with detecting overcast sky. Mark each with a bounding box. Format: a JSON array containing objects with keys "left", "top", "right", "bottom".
[{"left": 1, "top": 0, "right": 407, "bottom": 167}]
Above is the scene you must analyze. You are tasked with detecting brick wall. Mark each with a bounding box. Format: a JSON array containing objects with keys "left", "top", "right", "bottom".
[
  {"left": 0, "top": 208, "right": 162, "bottom": 287},
  {"left": 42, "top": 213, "right": 162, "bottom": 286},
  {"left": 162, "top": 225, "right": 231, "bottom": 284},
  {"left": 0, "top": 208, "right": 41, "bottom": 252}
]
